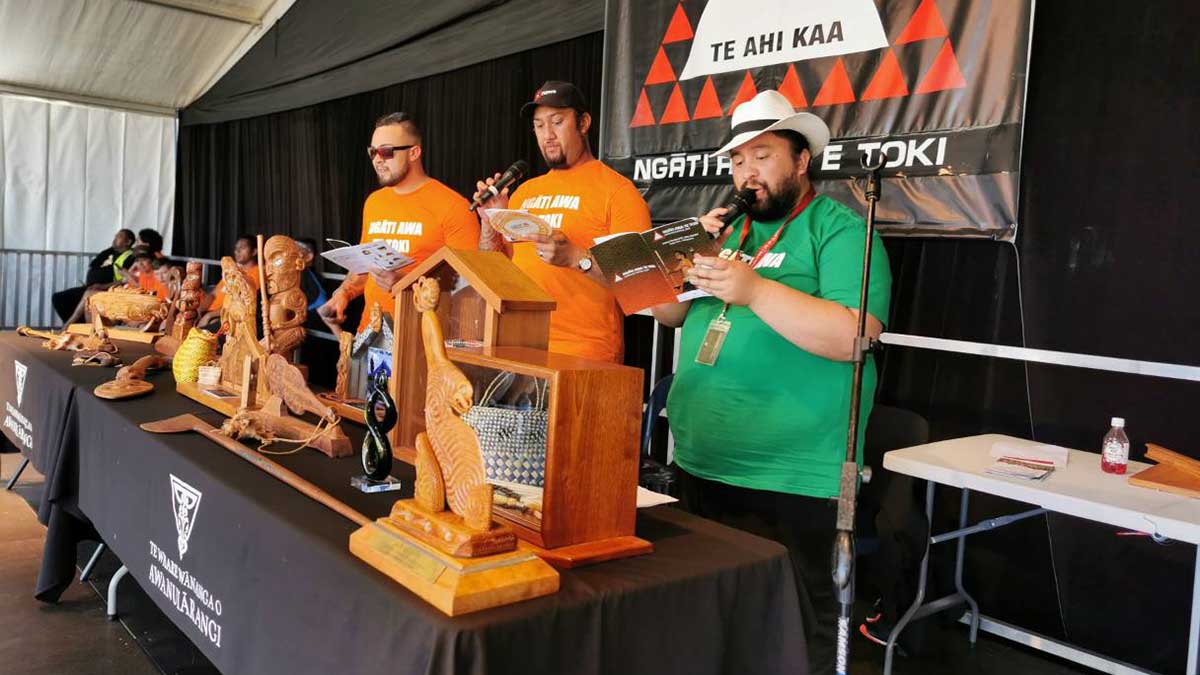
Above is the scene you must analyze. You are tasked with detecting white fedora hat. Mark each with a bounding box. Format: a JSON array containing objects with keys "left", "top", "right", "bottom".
[{"left": 710, "top": 89, "right": 830, "bottom": 158}]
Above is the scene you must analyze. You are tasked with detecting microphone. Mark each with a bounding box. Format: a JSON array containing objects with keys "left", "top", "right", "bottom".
[
  {"left": 469, "top": 160, "right": 530, "bottom": 212},
  {"left": 712, "top": 187, "right": 757, "bottom": 237}
]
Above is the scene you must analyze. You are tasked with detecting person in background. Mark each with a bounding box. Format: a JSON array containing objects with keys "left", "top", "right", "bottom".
[
  {"left": 135, "top": 228, "right": 165, "bottom": 259},
  {"left": 294, "top": 237, "right": 329, "bottom": 312},
  {"left": 197, "top": 235, "right": 260, "bottom": 331},
  {"left": 52, "top": 228, "right": 136, "bottom": 324}
]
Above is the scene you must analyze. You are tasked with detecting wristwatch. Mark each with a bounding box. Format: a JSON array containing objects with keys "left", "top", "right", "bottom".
[{"left": 577, "top": 255, "right": 594, "bottom": 273}]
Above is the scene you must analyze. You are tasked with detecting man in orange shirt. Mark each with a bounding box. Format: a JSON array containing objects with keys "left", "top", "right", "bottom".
[
  {"left": 319, "top": 112, "right": 479, "bottom": 335},
  {"left": 198, "top": 235, "right": 259, "bottom": 330},
  {"left": 474, "top": 81, "right": 651, "bottom": 363}
]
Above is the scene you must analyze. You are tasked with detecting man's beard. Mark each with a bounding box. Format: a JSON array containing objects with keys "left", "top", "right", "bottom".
[
  {"left": 746, "top": 176, "right": 803, "bottom": 222},
  {"left": 542, "top": 146, "right": 567, "bottom": 169},
  {"left": 376, "top": 162, "right": 407, "bottom": 187}
]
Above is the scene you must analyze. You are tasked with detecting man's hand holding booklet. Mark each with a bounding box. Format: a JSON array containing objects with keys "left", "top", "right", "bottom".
[{"left": 589, "top": 218, "right": 720, "bottom": 314}]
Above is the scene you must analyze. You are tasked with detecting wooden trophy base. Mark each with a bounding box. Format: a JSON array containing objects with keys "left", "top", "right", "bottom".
[
  {"left": 386, "top": 499, "right": 517, "bottom": 558},
  {"left": 528, "top": 536, "right": 653, "bottom": 569},
  {"left": 176, "top": 381, "right": 353, "bottom": 458},
  {"left": 350, "top": 518, "right": 559, "bottom": 616},
  {"left": 317, "top": 392, "right": 367, "bottom": 425},
  {"left": 177, "top": 380, "right": 242, "bottom": 416},
  {"left": 67, "top": 323, "right": 160, "bottom": 344}
]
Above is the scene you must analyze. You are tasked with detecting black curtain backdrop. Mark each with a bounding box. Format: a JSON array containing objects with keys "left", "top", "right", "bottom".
[
  {"left": 175, "top": 34, "right": 604, "bottom": 263},
  {"left": 175, "top": 3, "right": 1200, "bottom": 671}
]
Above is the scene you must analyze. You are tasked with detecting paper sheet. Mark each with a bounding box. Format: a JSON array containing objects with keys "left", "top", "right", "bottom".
[{"left": 320, "top": 241, "right": 415, "bottom": 274}]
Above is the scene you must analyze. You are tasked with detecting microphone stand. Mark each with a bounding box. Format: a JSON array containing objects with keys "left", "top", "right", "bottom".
[{"left": 832, "top": 152, "right": 885, "bottom": 675}]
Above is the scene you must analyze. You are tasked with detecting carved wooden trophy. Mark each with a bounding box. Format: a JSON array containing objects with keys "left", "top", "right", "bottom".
[
  {"left": 320, "top": 302, "right": 390, "bottom": 424},
  {"left": 349, "top": 277, "right": 558, "bottom": 615},
  {"left": 260, "top": 235, "right": 307, "bottom": 361},
  {"left": 177, "top": 239, "right": 351, "bottom": 458},
  {"left": 157, "top": 261, "right": 204, "bottom": 355}
]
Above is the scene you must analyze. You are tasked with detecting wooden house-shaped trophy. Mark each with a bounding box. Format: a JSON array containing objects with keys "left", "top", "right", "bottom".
[{"left": 390, "top": 248, "right": 651, "bottom": 567}]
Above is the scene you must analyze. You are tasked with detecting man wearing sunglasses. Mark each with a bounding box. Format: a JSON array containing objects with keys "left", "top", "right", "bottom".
[
  {"left": 319, "top": 112, "right": 479, "bottom": 335},
  {"left": 473, "top": 81, "right": 651, "bottom": 363}
]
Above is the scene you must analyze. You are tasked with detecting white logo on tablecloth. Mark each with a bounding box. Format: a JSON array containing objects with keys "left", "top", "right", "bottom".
[
  {"left": 170, "top": 474, "right": 202, "bottom": 559},
  {"left": 14, "top": 361, "right": 26, "bottom": 407}
]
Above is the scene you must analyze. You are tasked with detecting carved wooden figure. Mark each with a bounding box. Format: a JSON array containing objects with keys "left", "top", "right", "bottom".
[
  {"left": 379, "top": 277, "right": 516, "bottom": 559},
  {"left": 261, "top": 235, "right": 307, "bottom": 360},
  {"left": 334, "top": 331, "right": 353, "bottom": 398},
  {"left": 171, "top": 261, "right": 204, "bottom": 342},
  {"left": 412, "top": 277, "right": 493, "bottom": 530},
  {"left": 218, "top": 354, "right": 353, "bottom": 458},
  {"left": 216, "top": 256, "right": 265, "bottom": 392}
]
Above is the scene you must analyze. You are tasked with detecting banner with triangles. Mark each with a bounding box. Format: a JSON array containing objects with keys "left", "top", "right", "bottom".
[{"left": 601, "top": 0, "right": 1034, "bottom": 241}]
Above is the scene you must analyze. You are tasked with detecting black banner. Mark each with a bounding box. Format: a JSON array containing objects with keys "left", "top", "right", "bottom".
[{"left": 601, "top": 0, "right": 1033, "bottom": 240}]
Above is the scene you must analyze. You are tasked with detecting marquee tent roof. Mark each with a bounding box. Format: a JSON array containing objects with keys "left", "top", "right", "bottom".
[{"left": 0, "top": 0, "right": 294, "bottom": 115}]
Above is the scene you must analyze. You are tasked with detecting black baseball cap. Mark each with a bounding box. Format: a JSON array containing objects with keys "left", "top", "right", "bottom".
[{"left": 521, "top": 80, "right": 588, "bottom": 117}]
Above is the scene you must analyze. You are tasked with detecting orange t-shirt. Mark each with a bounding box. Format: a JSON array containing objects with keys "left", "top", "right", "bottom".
[
  {"left": 508, "top": 159, "right": 651, "bottom": 363},
  {"left": 208, "top": 264, "right": 260, "bottom": 312},
  {"left": 358, "top": 178, "right": 479, "bottom": 330},
  {"left": 138, "top": 273, "right": 169, "bottom": 300}
]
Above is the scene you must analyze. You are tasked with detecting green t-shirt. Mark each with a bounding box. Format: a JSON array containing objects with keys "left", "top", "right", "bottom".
[{"left": 667, "top": 194, "right": 892, "bottom": 498}]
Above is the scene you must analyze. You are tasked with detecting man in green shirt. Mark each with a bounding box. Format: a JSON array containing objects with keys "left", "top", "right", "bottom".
[{"left": 652, "top": 90, "right": 891, "bottom": 675}]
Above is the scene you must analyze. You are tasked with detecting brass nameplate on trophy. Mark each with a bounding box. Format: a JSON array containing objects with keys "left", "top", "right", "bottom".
[{"left": 366, "top": 524, "right": 446, "bottom": 584}]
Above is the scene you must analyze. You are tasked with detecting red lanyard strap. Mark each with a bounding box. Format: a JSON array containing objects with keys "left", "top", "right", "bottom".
[{"left": 736, "top": 188, "right": 816, "bottom": 268}]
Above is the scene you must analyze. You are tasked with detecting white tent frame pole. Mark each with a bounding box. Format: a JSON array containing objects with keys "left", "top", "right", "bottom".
[
  {"left": 125, "top": 0, "right": 262, "bottom": 25},
  {"left": 879, "top": 332, "right": 1200, "bottom": 383},
  {"left": 0, "top": 81, "right": 176, "bottom": 117}
]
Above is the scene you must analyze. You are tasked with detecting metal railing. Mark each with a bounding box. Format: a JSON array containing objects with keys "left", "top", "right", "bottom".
[{"left": 0, "top": 249, "right": 93, "bottom": 329}]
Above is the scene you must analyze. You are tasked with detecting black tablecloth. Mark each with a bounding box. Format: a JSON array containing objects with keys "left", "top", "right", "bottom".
[
  {"left": 0, "top": 331, "right": 122, "bottom": 600},
  {"left": 1, "top": 331, "right": 807, "bottom": 675}
]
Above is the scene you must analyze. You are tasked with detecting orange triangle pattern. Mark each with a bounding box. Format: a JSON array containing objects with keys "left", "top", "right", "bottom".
[
  {"left": 895, "top": 0, "right": 949, "bottom": 44},
  {"left": 660, "top": 84, "right": 691, "bottom": 124},
  {"left": 812, "top": 58, "right": 855, "bottom": 107},
  {"left": 777, "top": 64, "right": 808, "bottom": 109},
  {"left": 645, "top": 47, "right": 677, "bottom": 86},
  {"left": 662, "top": 4, "right": 693, "bottom": 44},
  {"left": 727, "top": 72, "right": 758, "bottom": 115},
  {"left": 861, "top": 49, "right": 909, "bottom": 101},
  {"left": 915, "top": 40, "right": 966, "bottom": 93},
  {"left": 692, "top": 77, "right": 724, "bottom": 119},
  {"left": 629, "top": 88, "right": 656, "bottom": 127}
]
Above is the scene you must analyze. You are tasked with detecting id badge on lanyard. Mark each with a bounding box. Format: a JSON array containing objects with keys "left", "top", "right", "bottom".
[{"left": 695, "top": 189, "right": 815, "bottom": 366}]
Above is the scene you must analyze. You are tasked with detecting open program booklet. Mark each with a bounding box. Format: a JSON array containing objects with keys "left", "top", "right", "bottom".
[{"left": 589, "top": 218, "right": 721, "bottom": 314}]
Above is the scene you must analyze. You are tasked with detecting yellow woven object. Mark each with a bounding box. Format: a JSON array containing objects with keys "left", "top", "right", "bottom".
[{"left": 173, "top": 328, "right": 217, "bottom": 383}]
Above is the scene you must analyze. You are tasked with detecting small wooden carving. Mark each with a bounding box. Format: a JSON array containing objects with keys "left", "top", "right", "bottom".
[
  {"left": 72, "top": 351, "right": 122, "bottom": 367},
  {"left": 19, "top": 315, "right": 118, "bottom": 355},
  {"left": 170, "top": 261, "right": 204, "bottom": 342},
  {"left": 217, "top": 256, "right": 265, "bottom": 393},
  {"left": 95, "top": 354, "right": 168, "bottom": 399},
  {"left": 89, "top": 287, "right": 167, "bottom": 328},
  {"left": 335, "top": 331, "right": 353, "bottom": 398},
  {"left": 381, "top": 277, "right": 515, "bottom": 558},
  {"left": 218, "top": 354, "right": 352, "bottom": 458}
]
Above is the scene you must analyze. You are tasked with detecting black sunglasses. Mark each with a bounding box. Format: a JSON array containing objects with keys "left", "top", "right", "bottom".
[{"left": 367, "top": 144, "right": 416, "bottom": 160}]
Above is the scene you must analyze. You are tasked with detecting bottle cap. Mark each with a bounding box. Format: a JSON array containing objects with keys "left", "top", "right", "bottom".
[{"left": 1111, "top": 417, "right": 1125, "bottom": 427}]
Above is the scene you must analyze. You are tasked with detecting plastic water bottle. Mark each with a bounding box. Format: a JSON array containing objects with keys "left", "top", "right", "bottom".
[{"left": 1101, "top": 417, "right": 1129, "bottom": 474}]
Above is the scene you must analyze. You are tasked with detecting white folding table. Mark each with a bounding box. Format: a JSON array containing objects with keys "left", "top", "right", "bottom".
[{"left": 883, "top": 434, "right": 1200, "bottom": 675}]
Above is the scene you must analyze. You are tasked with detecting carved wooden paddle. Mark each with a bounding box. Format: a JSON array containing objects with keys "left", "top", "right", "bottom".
[{"left": 140, "top": 414, "right": 369, "bottom": 527}]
